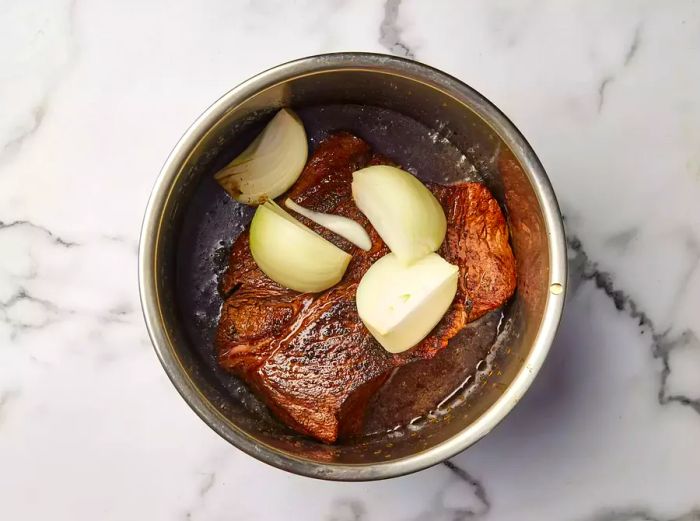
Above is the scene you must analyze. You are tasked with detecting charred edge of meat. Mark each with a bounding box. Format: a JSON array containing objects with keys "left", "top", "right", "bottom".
[{"left": 219, "top": 281, "right": 242, "bottom": 301}]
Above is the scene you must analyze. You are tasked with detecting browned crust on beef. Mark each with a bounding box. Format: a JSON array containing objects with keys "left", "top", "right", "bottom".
[{"left": 215, "top": 132, "right": 516, "bottom": 443}]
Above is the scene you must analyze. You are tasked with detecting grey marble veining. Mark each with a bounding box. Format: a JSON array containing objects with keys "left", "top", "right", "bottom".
[
  {"left": 0, "top": 0, "right": 698, "bottom": 520},
  {"left": 380, "top": 0, "right": 415, "bottom": 58}
]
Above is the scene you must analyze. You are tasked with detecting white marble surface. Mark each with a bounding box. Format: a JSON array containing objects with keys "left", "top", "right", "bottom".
[{"left": 1, "top": 1, "right": 699, "bottom": 519}]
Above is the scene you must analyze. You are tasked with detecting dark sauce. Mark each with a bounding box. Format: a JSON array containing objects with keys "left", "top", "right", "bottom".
[{"left": 176, "top": 104, "right": 508, "bottom": 438}]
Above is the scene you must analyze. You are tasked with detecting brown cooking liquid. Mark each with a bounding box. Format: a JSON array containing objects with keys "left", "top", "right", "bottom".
[{"left": 175, "top": 104, "right": 508, "bottom": 438}]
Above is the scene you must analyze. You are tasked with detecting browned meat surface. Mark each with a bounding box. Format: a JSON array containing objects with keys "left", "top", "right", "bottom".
[
  {"left": 433, "top": 182, "right": 518, "bottom": 324},
  {"left": 215, "top": 132, "right": 516, "bottom": 443}
]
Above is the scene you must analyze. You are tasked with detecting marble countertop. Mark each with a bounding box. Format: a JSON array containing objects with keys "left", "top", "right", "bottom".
[{"left": 2, "top": 1, "right": 699, "bottom": 519}]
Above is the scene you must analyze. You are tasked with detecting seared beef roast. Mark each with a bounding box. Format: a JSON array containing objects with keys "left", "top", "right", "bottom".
[{"left": 215, "top": 132, "right": 516, "bottom": 443}]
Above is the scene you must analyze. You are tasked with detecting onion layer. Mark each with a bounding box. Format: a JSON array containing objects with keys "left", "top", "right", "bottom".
[
  {"left": 351, "top": 165, "right": 446, "bottom": 265},
  {"left": 249, "top": 200, "right": 351, "bottom": 293},
  {"left": 284, "top": 198, "right": 372, "bottom": 251},
  {"left": 215, "top": 109, "right": 308, "bottom": 205},
  {"left": 356, "top": 252, "right": 458, "bottom": 353}
]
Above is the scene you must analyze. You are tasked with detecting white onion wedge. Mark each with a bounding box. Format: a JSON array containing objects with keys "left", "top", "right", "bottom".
[
  {"left": 356, "top": 252, "right": 458, "bottom": 353},
  {"left": 249, "top": 200, "right": 351, "bottom": 293},
  {"left": 214, "top": 109, "right": 308, "bottom": 205},
  {"left": 284, "top": 198, "right": 372, "bottom": 251},
  {"left": 352, "top": 165, "right": 446, "bottom": 265}
]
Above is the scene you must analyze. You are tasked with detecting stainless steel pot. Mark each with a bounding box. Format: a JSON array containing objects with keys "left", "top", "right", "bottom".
[{"left": 138, "top": 52, "right": 567, "bottom": 480}]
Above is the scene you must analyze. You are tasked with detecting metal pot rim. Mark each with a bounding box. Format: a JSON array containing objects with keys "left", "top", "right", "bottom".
[{"left": 138, "top": 52, "right": 567, "bottom": 481}]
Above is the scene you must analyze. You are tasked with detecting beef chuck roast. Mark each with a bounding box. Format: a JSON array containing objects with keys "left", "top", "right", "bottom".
[{"left": 215, "top": 132, "right": 516, "bottom": 443}]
